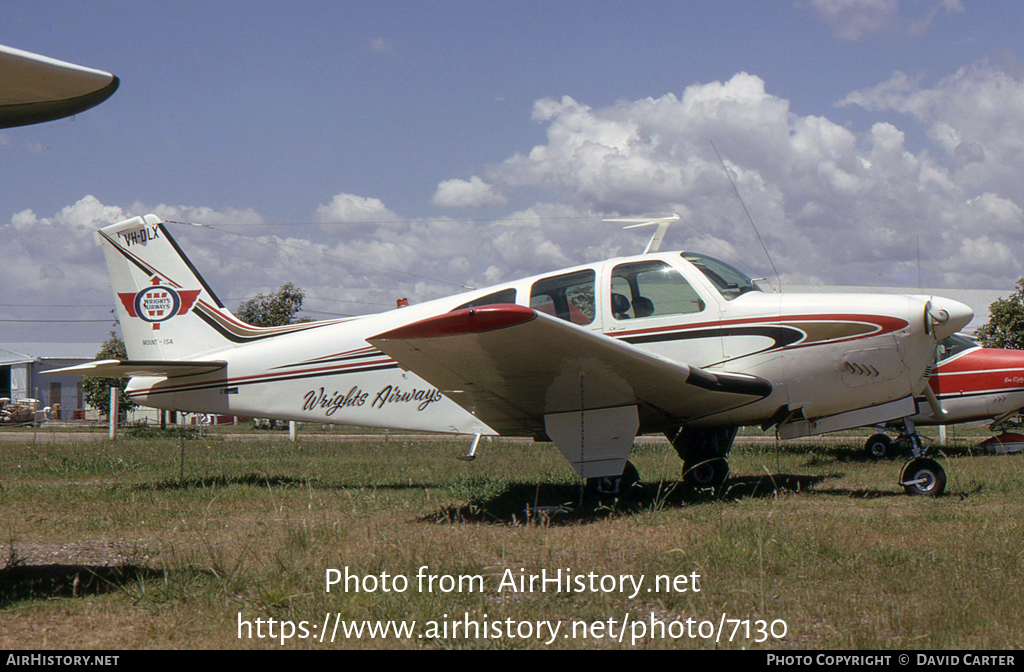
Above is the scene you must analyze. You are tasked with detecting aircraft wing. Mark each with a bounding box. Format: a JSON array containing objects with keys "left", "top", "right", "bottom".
[
  {"left": 368, "top": 304, "right": 771, "bottom": 435},
  {"left": 44, "top": 359, "right": 226, "bottom": 379},
  {"left": 0, "top": 44, "right": 119, "bottom": 128}
]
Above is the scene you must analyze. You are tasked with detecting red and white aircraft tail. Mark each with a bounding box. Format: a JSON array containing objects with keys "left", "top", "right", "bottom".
[{"left": 98, "top": 215, "right": 323, "bottom": 361}]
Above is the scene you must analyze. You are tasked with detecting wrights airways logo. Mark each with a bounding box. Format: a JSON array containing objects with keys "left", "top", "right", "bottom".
[{"left": 118, "top": 278, "right": 201, "bottom": 330}]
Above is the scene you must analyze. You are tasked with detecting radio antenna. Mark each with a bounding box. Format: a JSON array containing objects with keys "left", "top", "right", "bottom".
[
  {"left": 604, "top": 214, "right": 680, "bottom": 254},
  {"left": 710, "top": 140, "right": 781, "bottom": 291}
]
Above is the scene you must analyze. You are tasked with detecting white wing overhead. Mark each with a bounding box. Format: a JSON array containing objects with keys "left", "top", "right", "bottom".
[
  {"left": 368, "top": 304, "right": 771, "bottom": 437},
  {"left": 0, "top": 44, "right": 119, "bottom": 128}
]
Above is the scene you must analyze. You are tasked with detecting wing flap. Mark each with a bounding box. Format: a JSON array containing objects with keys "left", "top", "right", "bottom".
[
  {"left": 44, "top": 359, "right": 226, "bottom": 379},
  {"left": 369, "top": 305, "right": 770, "bottom": 434}
]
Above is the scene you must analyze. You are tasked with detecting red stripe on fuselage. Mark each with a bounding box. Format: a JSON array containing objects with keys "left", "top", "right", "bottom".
[
  {"left": 931, "top": 349, "right": 1024, "bottom": 395},
  {"left": 606, "top": 313, "right": 907, "bottom": 343}
]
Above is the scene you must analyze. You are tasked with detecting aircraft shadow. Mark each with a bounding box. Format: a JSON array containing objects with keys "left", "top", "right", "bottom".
[
  {"left": 130, "top": 469, "right": 901, "bottom": 513},
  {"left": 424, "top": 472, "right": 841, "bottom": 526},
  {"left": 135, "top": 473, "right": 456, "bottom": 492},
  {"left": 799, "top": 442, "right": 980, "bottom": 465},
  {"left": 0, "top": 563, "right": 162, "bottom": 607},
  {"left": 136, "top": 473, "right": 323, "bottom": 491}
]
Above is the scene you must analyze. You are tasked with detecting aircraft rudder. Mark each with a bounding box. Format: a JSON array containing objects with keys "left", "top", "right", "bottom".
[{"left": 97, "top": 215, "right": 235, "bottom": 360}]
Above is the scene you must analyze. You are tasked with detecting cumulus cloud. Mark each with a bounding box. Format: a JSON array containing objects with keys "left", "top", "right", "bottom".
[
  {"left": 840, "top": 63, "right": 1024, "bottom": 201},
  {"left": 313, "top": 193, "right": 402, "bottom": 223},
  {"left": 808, "top": 0, "right": 901, "bottom": 41},
  {"left": 432, "top": 176, "right": 508, "bottom": 208},
  {"left": 145, "top": 204, "right": 266, "bottom": 227},
  {"left": 368, "top": 38, "right": 393, "bottom": 53},
  {"left": 470, "top": 71, "right": 1023, "bottom": 289},
  {"left": 2, "top": 198, "right": 281, "bottom": 343},
  {"left": 10, "top": 194, "right": 131, "bottom": 230},
  {"left": 806, "top": 0, "right": 963, "bottom": 41}
]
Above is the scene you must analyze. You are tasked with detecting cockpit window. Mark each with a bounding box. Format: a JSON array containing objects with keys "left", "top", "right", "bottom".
[
  {"left": 453, "top": 288, "right": 516, "bottom": 312},
  {"left": 681, "top": 252, "right": 761, "bottom": 301},
  {"left": 610, "top": 260, "right": 705, "bottom": 320},
  {"left": 937, "top": 334, "right": 978, "bottom": 362},
  {"left": 530, "top": 270, "right": 596, "bottom": 325}
]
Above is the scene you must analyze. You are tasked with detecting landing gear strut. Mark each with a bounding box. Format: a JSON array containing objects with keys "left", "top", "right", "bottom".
[{"left": 894, "top": 418, "right": 947, "bottom": 497}]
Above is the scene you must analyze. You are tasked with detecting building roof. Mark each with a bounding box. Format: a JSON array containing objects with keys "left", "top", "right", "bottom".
[
  {"left": 0, "top": 346, "right": 35, "bottom": 365},
  {"left": 0, "top": 343, "right": 102, "bottom": 362}
]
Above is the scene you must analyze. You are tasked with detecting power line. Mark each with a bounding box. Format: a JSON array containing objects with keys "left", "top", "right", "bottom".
[
  {"left": 192, "top": 216, "right": 598, "bottom": 227},
  {"left": 0, "top": 319, "right": 114, "bottom": 323},
  {"left": 0, "top": 303, "right": 112, "bottom": 308},
  {"left": 226, "top": 296, "right": 391, "bottom": 308}
]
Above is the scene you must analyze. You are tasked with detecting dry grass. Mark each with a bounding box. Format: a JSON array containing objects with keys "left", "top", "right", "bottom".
[{"left": 0, "top": 433, "right": 1022, "bottom": 649}]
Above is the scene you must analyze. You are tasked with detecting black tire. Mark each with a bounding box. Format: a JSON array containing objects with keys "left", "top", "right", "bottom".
[
  {"left": 865, "top": 433, "right": 894, "bottom": 460},
  {"left": 682, "top": 456, "right": 729, "bottom": 489},
  {"left": 900, "top": 457, "right": 947, "bottom": 497},
  {"left": 586, "top": 460, "right": 640, "bottom": 497}
]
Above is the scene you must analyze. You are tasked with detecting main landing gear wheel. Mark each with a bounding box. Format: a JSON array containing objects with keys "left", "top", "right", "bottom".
[
  {"left": 900, "top": 457, "right": 947, "bottom": 497},
  {"left": 670, "top": 426, "right": 737, "bottom": 492},
  {"left": 864, "top": 433, "right": 894, "bottom": 460},
  {"left": 586, "top": 460, "right": 640, "bottom": 498},
  {"left": 682, "top": 457, "right": 729, "bottom": 490}
]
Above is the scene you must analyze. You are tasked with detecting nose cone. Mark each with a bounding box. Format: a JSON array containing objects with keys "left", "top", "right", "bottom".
[{"left": 929, "top": 296, "right": 973, "bottom": 340}]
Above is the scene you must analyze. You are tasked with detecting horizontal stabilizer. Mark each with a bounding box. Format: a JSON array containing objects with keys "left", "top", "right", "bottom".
[{"left": 44, "top": 359, "right": 226, "bottom": 379}]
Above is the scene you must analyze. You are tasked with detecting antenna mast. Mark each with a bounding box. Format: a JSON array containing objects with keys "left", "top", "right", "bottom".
[
  {"left": 710, "top": 140, "right": 781, "bottom": 291},
  {"left": 604, "top": 214, "right": 680, "bottom": 254}
]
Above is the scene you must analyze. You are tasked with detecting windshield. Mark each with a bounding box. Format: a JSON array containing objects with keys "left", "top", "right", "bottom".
[
  {"left": 936, "top": 334, "right": 978, "bottom": 363},
  {"left": 681, "top": 252, "right": 762, "bottom": 300}
]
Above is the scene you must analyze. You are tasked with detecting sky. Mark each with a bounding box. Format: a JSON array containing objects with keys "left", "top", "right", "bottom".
[{"left": 2, "top": 0, "right": 1024, "bottom": 344}]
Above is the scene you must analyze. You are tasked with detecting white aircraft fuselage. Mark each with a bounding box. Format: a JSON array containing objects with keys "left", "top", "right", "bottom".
[
  {"left": 101, "top": 218, "right": 969, "bottom": 439},
  {"left": 129, "top": 276, "right": 936, "bottom": 432}
]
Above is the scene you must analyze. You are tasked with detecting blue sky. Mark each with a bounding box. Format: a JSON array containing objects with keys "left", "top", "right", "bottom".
[{"left": 3, "top": 1, "right": 1023, "bottom": 343}]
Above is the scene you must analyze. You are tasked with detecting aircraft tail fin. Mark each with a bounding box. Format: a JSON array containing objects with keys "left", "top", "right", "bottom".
[{"left": 98, "top": 215, "right": 322, "bottom": 361}]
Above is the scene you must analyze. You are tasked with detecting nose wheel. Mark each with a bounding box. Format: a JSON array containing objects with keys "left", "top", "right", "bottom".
[
  {"left": 866, "top": 419, "right": 948, "bottom": 496},
  {"left": 895, "top": 417, "right": 946, "bottom": 497},
  {"left": 899, "top": 457, "right": 946, "bottom": 497}
]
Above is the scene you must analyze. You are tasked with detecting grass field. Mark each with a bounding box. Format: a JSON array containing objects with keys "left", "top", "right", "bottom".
[{"left": 1, "top": 430, "right": 1022, "bottom": 649}]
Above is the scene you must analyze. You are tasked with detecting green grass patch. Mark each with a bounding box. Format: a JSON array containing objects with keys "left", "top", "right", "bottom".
[{"left": 0, "top": 434, "right": 1022, "bottom": 649}]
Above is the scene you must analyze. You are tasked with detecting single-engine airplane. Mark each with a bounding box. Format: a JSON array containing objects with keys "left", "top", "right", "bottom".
[
  {"left": 50, "top": 215, "right": 973, "bottom": 496},
  {"left": 863, "top": 334, "right": 1024, "bottom": 459}
]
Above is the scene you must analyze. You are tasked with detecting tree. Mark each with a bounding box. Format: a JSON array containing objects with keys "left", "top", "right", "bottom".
[
  {"left": 82, "top": 331, "right": 137, "bottom": 416},
  {"left": 975, "top": 278, "right": 1024, "bottom": 350},
  {"left": 236, "top": 283, "right": 313, "bottom": 327}
]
